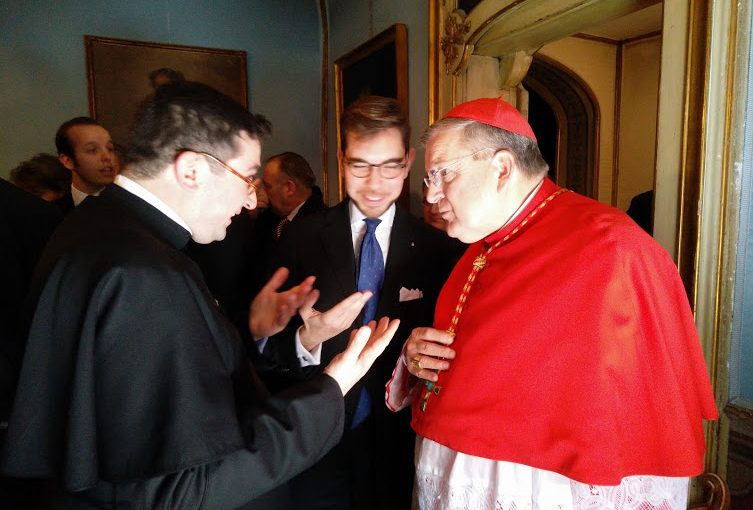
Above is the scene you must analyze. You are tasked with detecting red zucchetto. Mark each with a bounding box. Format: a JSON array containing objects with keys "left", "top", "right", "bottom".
[{"left": 443, "top": 96, "right": 537, "bottom": 141}]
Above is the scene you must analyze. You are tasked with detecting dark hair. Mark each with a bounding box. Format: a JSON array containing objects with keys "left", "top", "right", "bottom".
[
  {"left": 149, "top": 67, "right": 185, "bottom": 88},
  {"left": 340, "top": 96, "right": 410, "bottom": 152},
  {"left": 267, "top": 152, "right": 315, "bottom": 189},
  {"left": 421, "top": 117, "right": 549, "bottom": 177},
  {"left": 10, "top": 153, "right": 71, "bottom": 198},
  {"left": 122, "top": 81, "right": 271, "bottom": 178},
  {"left": 55, "top": 117, "right": 101, "bottom": 158}
]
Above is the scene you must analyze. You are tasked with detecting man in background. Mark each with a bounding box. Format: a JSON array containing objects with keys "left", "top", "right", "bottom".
[
  {"left": 0, "top": 178, "right": 62, "bottom": 507},
  {"left": 10, "top": 153, "right": 71, "bottom": 202},
  {"left": 54, "top": 116, "right": 119, "bottom": 213},
  {"left": 259, "top": 151, "right": 325, "bottom": 242}
]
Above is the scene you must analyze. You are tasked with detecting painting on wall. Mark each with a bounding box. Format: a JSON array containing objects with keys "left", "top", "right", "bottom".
[
  {"left": 85, "top": 35, "right": 247, "bottom": 146},
  {"left": 334, "top": 23, "right": 409, "bottom": 205}
]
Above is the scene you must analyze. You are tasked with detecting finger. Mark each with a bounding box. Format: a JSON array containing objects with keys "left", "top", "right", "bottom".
[
  {"left": 408, "top": 354, "right": 451, "bottom": 375},
  {"left": 408, "top": 341, "right": 455, "bottom": 362},
  {"left": 411, "top": 327, "right": 455, "bottom": 346},
  {"left": 287, "top": 276, "right": 316, "bottom": 301},
  {"left": 370, "top": 316, "right": 390, "bottom": 337},
  {"left": 298, "top": 289, "right": 321, "bottom": 317},
  {"left": 340, "top": 324, "right": 373, "bottom": 365},
  {"left": 262, "top": 267, "right": 290, "bottom": 293},
  {"left": 311, "top": 292, "right": 371, "bottom": 332},
  {"left": 327, "top": 291, "right": 372, "bottom": 320},
  {"left": 406, "top": 328, "right": 455, "bottom": 360},
  {"left": 414, "top": 365, "right": 440, "bottom": 383},
  {"left": 280, "top": 277, "right": 317, "bottom": 314},
  {"left": 358, "top": 318, "right": 400, "bottom": 364}
]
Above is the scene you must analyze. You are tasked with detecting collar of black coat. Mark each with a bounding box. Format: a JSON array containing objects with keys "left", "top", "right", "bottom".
[{"left": 100, "top": 184, "right": 193, "bottom": 249}]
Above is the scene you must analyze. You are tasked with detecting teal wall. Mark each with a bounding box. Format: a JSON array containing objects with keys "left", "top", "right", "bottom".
[
  {"left": 0, "top": 0, "right": 322, "bottom": 179},
  {"left": 326, "top": 0, "right": 429, "bottom": 212}
]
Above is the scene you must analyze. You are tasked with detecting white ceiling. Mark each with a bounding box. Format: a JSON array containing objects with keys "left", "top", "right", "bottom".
[{"left": 580, "top": 3, "right": 663, "bottom": 41}]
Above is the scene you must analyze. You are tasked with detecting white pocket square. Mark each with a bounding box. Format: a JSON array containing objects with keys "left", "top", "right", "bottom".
[{"left": 399, "top": 287, "right": 423, "bottom": 302}]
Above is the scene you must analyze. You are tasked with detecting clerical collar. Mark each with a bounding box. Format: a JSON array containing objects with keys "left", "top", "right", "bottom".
[{"left": 114, "top": 174, "right": 193, "bottom": 234}]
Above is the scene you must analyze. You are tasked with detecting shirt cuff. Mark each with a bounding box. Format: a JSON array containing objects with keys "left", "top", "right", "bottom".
[
  {"left": 385, "top": 344, "right": 420, "bottom": 412},
  {"left": 295, "top": 326, "right": 322, "bottom": 367}
]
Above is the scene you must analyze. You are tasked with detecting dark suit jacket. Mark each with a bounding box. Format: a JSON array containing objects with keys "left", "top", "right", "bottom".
[
  {"left": 185, "top": 211, "right": 258, "bottom": 339},
  {"left": 1, "top": 184, "right": 344, "bottom": 509},
  {"left": 258, "top": 199, "right": 462, "bottom": 509},
  {"left": 52, "top": 191, "right": 74, "bottom": 215},
  {"left": 254, "top": 186, "right": 326, "bottom": 248},
  {"left": 0, "top": 179, "right": 62, "bottom": 424},
  {"left": 626, "top": 189, "right": 654, "bottom": 235}
]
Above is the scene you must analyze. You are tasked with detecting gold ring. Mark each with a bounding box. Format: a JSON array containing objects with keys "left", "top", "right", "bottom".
[{"left": 411, "top": 356, "right": 423, "bottom": 371}]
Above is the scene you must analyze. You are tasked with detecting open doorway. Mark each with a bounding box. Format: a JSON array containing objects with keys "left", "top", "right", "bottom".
[{"left": 526, "top": 3, "right": 662, "bottom": 230}]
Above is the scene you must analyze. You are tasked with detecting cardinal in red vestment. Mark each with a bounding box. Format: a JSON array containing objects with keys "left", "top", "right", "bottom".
[{"left": 386, "top": 96, "right": 718, "bottom": 509}]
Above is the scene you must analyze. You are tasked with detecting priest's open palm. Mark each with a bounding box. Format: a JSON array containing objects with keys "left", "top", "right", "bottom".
[
  {"left": 325, "top": 317, "right": 400, "bottom": 395},
  {"left": 248, "top": 267, "right": 316, "bottom": 339}
]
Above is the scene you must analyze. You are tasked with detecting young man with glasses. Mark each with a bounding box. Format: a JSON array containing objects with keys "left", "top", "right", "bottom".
[
  {"left": 257, "top": 96, "right": 462, "bottom": 510},
  {"left": 1, "top": 82, "right": 399, "bottom": 509}
]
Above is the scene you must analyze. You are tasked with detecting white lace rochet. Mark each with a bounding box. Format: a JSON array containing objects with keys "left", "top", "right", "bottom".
[{"left": 414, "top": 438, "right": 689, "bottom": 510}]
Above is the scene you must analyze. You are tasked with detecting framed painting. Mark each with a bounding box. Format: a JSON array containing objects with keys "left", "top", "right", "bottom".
[
  {"left": 334, "top": 23, "right": 409, "bottom": 205},
  {"left": 85, "top": 35, "right": 247, "bottom": 146}
]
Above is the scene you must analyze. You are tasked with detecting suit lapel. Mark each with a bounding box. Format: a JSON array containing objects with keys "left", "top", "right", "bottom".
[{"left": 319, "top": 201, "right": 357, "bottom": 296}]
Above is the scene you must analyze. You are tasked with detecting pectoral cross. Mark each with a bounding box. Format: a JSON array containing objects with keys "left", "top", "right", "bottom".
[
  {"left": 419, "top": 380, "right": 441, "bottom": 412},
  {"left": 419, "top": 328, "right": 455, "bottom": 412}
]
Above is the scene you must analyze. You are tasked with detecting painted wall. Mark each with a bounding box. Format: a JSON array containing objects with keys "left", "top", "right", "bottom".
[
  {"left": 617, "top": 36, "right": 661, "bottom": 211},
  {"left": 326, "top": 0, "right": 429, "bottom": 212},
  {"left": 538, "top": 37, "right": 618, "bottom": 205},
  {"left": 0, "top": 0, "right": 322, "bottom": 179}
]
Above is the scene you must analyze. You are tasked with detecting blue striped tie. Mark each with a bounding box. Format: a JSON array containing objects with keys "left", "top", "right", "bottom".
[{"left": 352, "top": 218, "right": 383, "bottom": 428}]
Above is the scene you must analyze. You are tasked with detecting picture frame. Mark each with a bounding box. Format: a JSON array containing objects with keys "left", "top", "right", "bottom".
[
  {"left": 85, "top": 35, "right": 247, "bottom": 146},
  {"left": 334, "top": 23, "right": 409, "bottom": 205}
]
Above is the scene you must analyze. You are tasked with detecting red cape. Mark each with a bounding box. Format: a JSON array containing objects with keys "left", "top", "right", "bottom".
[{"left": 411, "top": 179, "right": 718, "bottom": 484}]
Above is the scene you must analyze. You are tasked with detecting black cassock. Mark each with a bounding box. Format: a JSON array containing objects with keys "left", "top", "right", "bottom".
[{"left": 1, "top": 184, "right": 343, "bottom": 509}]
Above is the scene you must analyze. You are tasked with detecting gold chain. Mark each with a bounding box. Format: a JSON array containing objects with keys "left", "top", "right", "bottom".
[{"left": 419, "top": 188, "right": 569, "bottom": 412}]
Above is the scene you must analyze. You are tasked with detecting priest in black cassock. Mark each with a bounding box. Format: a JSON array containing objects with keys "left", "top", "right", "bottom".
[{"left": 0, "top": 82, "right": 397, "bottom": 509}]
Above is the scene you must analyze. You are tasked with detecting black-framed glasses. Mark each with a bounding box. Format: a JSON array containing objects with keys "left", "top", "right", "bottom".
[
  {"left": 177, "top": 149, "right": 257, "bottom": 194},
  {"left": 423, "top": 148, "right": 494, "bottom": 188},
  {"left": 345, "top": 155, "right": 408, "bottom": 179}
]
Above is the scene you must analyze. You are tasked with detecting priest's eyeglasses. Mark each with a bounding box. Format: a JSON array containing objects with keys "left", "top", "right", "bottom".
[
  {"left": 178, "top": 149, "right": 257, "bottom": 194},
  {"left": 423, "top": 148, "right": 494, "bottom": 188},
  {"left": 345, "top": 156, "right": 407, "bottom": 179}
]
